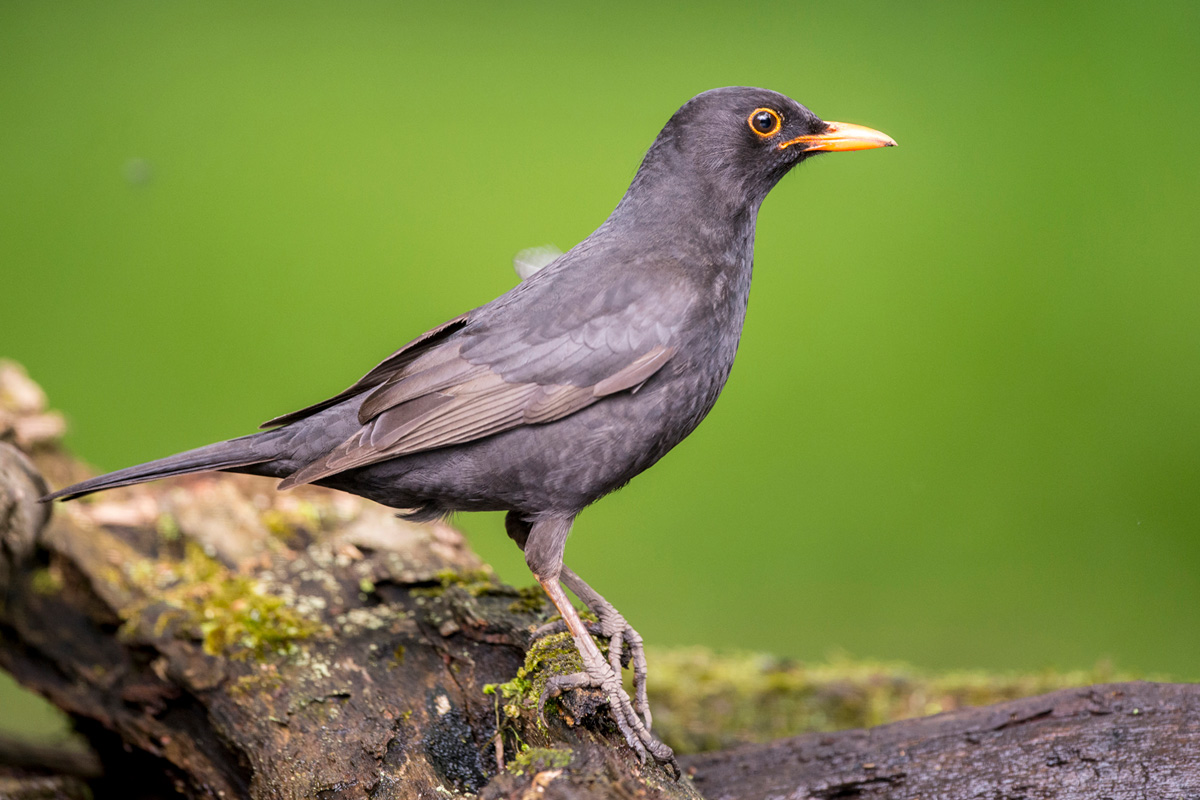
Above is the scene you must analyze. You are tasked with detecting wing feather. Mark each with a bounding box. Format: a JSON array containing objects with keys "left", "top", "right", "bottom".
[
  {"left": 280, "top": 342, "right": 677, "bottom": 489},
  {"left": 274, "top": 261, "right": 690, "bottom": 490},
  {"left": 524, "top": 384, "right": 595, "bottom": 424},
  {"left": 366, "top": 394, "right": 455, "bottom": 450},
  {"left": 260, "top": 315, "right": 469, "bottom": 429},
  {"left": 358, "top": 345, "right": 489, "bottom": 422},
  {"left": 593, "top": 345, "right": 676, "bottom": 395}
]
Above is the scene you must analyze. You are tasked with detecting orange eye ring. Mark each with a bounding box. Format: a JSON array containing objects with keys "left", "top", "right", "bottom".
[{"left": 748, "top": 108, "right": 782, "bottom": 138}]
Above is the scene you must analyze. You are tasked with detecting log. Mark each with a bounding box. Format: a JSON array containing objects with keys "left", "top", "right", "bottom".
[
  {"left": 684, "top": 681, "right": 1200, "bottom": 799},
  {"left": 0, "top": 448, "right": 705, "bottom": 798},
  {"left": 2, "top": 360, "right": 1198, "bottom": 799},
  {"left": 0, "top": 444, "right": 698, "bottom": 799},
  {"left": 0, "top": 360, "right": 695, "bottom": 800}
]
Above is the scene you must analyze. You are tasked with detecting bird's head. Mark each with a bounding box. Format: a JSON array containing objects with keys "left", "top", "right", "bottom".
[{"left": 630, "top": 87, "right": 896, "bottom": 213}]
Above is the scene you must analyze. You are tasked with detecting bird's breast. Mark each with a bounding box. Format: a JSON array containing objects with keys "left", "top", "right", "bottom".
[{"left": 637, "top": 260, "right": 753, "bottom": 444}]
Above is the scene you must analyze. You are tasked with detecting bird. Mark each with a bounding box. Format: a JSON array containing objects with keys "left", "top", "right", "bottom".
[{"left": 43, "top": 87, "right": 895, "bottom": 767}]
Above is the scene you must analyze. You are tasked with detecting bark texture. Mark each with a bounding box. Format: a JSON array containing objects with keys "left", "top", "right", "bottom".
[
  {"left": 2, "top": 360, "right": 1198, "bottom": 799},
  {"left": 0, "top": 443, "right": 696, "bottom": 799},
  {"left": 0, "top": 361, "right": 691, "bottom": 800},
  {"left": 685, "top": 682, "right": 1200, "bottom": 799}
]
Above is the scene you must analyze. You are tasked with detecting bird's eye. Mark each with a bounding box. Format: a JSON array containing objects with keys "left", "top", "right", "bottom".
[{"left": 748, "top": 108, "right": 782, "bottom": 138}]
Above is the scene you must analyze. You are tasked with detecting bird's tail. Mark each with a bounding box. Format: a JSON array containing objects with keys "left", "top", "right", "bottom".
[{"left": 41, "top": 431, "right": 283, "bottom": 503}]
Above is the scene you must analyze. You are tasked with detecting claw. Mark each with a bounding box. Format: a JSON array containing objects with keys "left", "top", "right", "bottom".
[
  {"left": 536, "top": 682, "right": 555, "bottom": 725},
  {"left": 538, "top": 668, "right": 670, "bottom": 769},
  {"left": 533, "top": 619, "right": 568, "bottom": 639},
  {"left": 539, "top": 673, "right": 586, "bottom": 726},
  {"left": 532, "top": 567, "right": 674, "bottom": 771}
]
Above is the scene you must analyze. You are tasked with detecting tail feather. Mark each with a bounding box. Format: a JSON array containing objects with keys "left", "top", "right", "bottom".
[{"left": 41, "top": 433, "right": 278, "bottom": 502}]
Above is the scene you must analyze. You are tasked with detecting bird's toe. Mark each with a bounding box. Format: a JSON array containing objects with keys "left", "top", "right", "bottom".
[{"left": 538, "top": 665, "right": 675, "bottom": 770}]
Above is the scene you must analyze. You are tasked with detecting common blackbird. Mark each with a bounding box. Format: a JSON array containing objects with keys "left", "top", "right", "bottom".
[{"left": 44, "top": 87, "right": 895, "bottom": 766}]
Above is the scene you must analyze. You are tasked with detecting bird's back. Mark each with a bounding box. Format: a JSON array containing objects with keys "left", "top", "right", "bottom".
[{"left": 296, "top": 233, "right": 757, "bottom": 519}]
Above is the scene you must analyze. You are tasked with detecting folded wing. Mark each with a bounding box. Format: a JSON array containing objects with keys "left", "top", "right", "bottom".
[
  {"left": 270, "top": 257, "right": 687, "bottom": 489},
  {"left": 276, "top": 326, "right": 675, "bottom": 489}
]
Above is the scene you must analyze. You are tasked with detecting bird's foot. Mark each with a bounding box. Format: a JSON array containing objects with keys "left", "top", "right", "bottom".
[
  {"left": 527, "top": 561, "right": 673, "bottom": 771},
  {"left": 537, "top": 658, "right": 677, "bottom": 773},
  {"left": 535, "top": 610, "right": 651, "bottom": 728}
]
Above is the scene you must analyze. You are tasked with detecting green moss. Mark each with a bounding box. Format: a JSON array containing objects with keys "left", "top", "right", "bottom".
[
  {"left": 644, "top": 648, "right": 1155, "bottom": 754},
  {"left": 229, "top": 669, "right": 285, "bottom": 696},
  {"left": 412, "top": 569, "right": 552, "bottom": 632},
  {"left": 507, "top": 746, "right": 573, "bottom": 775},
  {"left": 155, "top": 513, "right": 180, "bottom": 542},
  {"left": 435, "top": 567, "right": 491, "bottom": 585},
  {"left": 260, "top": 510, "right": 294, "bottom": 539},
  {"left": 123, "top": 541, "right": 324, "bottom": 658},
  {"left": 412, "top": 567, "right": 502, "bottom": 599},
  {"left": 507, "top": 585, "right": 547, "bottom": 614},
  {"left": 30, "top": 566, "right": 63, "bottom": 595},
  {"left": 483, "top": 632, "right": 583, "bottom": 722},
  {"left": 260, "top": 501, "right": 323, "bottom": 543}
]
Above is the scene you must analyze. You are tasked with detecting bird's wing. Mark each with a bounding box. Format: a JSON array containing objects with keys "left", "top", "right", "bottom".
[{"left": 277, "top": 267, "right": 682, "bottom": 489}]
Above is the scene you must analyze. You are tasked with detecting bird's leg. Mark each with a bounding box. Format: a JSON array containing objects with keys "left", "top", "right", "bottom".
[
  {"left": 506, "top": 513, "right": 652, "bottom": 725},
  {"left": 535, "top": 567, "right": 652, "bottom": 729},
  {"left": 520, "top": 515, "right": 676, "bottom": 770}
]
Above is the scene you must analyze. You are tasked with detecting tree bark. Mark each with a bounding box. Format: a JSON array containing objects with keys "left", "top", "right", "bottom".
[
  {"left": 2, "top": 360, "right": 1197, "bottom": 799},
  {"left": 0, "top": 438, "right": 701, "bottom": 799},
  {"left": 684, "top": 681, "right": 1200, "bottom": 799}
]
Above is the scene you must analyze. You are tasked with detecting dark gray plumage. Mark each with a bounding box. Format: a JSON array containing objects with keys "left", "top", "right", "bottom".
[{"left": 44, "top": 87, "right": 895, "bottom": 767}]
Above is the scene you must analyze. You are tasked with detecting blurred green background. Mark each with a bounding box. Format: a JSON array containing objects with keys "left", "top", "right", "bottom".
[{"left": 2, "top": 0, "right": 1198, "bottom": 732}]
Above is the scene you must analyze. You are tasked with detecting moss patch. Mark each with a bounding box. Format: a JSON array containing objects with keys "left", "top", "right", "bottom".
[
  {"left": 30, "top": 566, "right": 63, "bottom": 595},
  {"left": 507, "top": 746, "right": 573, "bottom": 776},
  {"left": 155, "top": 513, "right": 180, "bottom": 542},
  {"left": 484, "top": 632, "right": 583, "bottom": 722},
  {"left": 122, "top": 541, "right": 324, "bottom": 658},
  {"left": 645, "top": 648, "right": 1155, "bottom": 754},
  {"left": 259, "top": 500, "right": 323, "bottom": 543},
  {"left": 507, "top": 585, "right": 546, "bottom": 614},
  {"left": 411, "top": 568, "right": 498, "bottom": 598}
]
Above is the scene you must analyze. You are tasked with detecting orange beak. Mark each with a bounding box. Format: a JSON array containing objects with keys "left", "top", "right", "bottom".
[{"left": 778, "top": 121, "right": 897, "bottom": 153}]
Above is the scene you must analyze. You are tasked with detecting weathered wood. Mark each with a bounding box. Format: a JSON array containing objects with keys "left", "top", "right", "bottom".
[
  {"left": 3, "top": 361, "right": 1199, "bottom": 800},
  {"left": 685, "top": 681, "right": 1200, "bottom": 799},
  {"left": 0, "top": 463, "right": 686, "bottom": 797},
  {"left": 0, "top": 409, "right": 691, "bottom": 799},
  {"left": 0, "top": 442, "right": 50, "bottom": 590}
]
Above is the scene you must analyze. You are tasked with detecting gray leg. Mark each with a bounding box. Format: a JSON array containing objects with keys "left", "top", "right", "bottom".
[
  {"left": 506, "top": 512, "right": 653, "bottom": 727},
  {"left": 517, "top": 514, "right": 675, "bottom": 768},
  {"left": 536, "top": 567, "right": 652, "bottom": 729}
]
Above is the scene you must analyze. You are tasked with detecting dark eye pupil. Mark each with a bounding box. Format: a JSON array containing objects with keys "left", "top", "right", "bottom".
[{"left": 754, "top": 112, "right": 775, "bottom": 133}]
